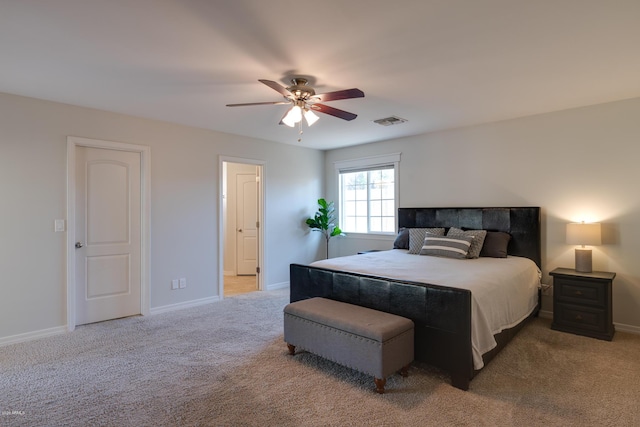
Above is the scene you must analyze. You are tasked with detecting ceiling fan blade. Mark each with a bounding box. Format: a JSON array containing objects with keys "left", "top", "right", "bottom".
[
  {"left": 311, "top": 103, "right": 358, "bottom": 121},
  {"left": 226, "top": 101, "right": 290, "bottom": 107},
  {"left": 259, "top": 79, "right": 292, "bottom": 97},
  {"left": 313, "top": 88, "right": 364, "bottom": 102}
]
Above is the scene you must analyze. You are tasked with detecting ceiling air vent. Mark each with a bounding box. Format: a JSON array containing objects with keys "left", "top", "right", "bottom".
[{"left": 373, "top": 116, "right": 408, "bottom": 126}]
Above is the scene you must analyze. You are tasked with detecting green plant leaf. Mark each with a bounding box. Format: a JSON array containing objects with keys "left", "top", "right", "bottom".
[
  {"left": 317, "top": 198, "right": 329, "bottom": 209},
  {"left": 330, "top": 227, "right": 343, "bottom": 237}
]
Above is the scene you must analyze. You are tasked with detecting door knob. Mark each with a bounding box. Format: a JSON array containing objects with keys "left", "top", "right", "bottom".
[
  {"left": 75, "top": 242, "right": 84, "bottom": 249},
  {"left": 238, "top": 229, "right": 243, "bottom": 232}
]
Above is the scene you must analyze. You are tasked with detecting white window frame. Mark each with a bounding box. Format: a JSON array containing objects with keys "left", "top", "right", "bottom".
[{"left": 334, "top": 152, "right": 401, "bottom": 236}]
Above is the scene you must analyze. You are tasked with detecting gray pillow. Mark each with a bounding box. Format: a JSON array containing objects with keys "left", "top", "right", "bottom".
[
  {"left": 408, "top": 228, "right": 445, "bottom": 254},
  {"left": 420, "top": 232, "right": 474, "bottom": 259},
  {"left": 447, "top": 227, "right": 487, "bottom": 259},
  {"left": 393, "top": 228, "right": 409, "bottom": 249},
  {"left": 480, "top": 231, "right": 511, "bottom": 258}
]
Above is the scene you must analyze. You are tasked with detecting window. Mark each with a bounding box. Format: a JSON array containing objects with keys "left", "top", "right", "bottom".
[{"left": 335, "top": 153, "right": 400, "bottom": 234}]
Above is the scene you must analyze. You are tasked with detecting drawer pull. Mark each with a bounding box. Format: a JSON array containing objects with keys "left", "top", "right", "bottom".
[
  {"left": 575, "top": 314, "right": 583, "bottom": 321},
  {"left": 574, "top": 290, "right": 583, "bottom": 296}
]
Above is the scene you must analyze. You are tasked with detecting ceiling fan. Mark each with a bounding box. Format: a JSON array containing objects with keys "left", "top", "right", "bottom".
[{"left": 226, "top": 78, "right": 365, "bottom": 128}]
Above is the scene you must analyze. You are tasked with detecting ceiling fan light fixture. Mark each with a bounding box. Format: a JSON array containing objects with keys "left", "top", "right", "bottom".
[
  {"left": 304, "top": 108, "right": 319, "bottom": 126},
  {"left": 282, "top": 105, "right": 302, "bottom": 127}
]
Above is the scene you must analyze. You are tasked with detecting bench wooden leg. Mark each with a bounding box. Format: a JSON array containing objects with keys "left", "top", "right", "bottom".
[
  {"left": 374, "top": 377, "right": 386, "bottom": 394},
  {"left": 286, "top": 343, "right": 296, "bottom": 355}
]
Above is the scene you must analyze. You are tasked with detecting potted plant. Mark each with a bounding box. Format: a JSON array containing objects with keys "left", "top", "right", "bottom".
[{"left": 306, "top": 198, "right": 344, "bottom": 259}]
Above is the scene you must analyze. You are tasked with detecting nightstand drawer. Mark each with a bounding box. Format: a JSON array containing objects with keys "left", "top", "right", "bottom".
[
  {"left": 554, "top": 278, "right": 605, "bottom": 307},
  {"left": 554, "top": 303, "right": 607, "bottom": 334}
]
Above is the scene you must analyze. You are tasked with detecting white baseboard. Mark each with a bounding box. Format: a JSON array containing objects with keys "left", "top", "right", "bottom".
[
  {"left": 266, "top": 281, "right": 289, "bottom": 291},
  {"left": 613, "top": 322, "right": 640, "bottom": 335},
  {"left": 539, "top": 309, "right": 553, "bottom": 319},
  {"left": 0, "top": 325, "right": 67, "bottom": 348},
  {"left": 150, "top": 296, "right": 221, "bottom": 315}
]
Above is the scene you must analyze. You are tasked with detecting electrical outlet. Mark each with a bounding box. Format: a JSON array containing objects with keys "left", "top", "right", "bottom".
[
  {"left": 171, "top": 279, "right": 179, "bottom": 290},
  {"left": 179, "top": 278, "right": 186, "bottom": 289}
]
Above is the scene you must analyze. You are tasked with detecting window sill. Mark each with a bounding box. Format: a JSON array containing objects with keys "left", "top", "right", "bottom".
[{"left": 342, "top": 233, "right": 395, "bottom": 240}]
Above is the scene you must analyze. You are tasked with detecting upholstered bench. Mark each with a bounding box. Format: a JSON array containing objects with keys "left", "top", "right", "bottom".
[{"left": 283, "top": 297, "right": 414, "bottom": 393}]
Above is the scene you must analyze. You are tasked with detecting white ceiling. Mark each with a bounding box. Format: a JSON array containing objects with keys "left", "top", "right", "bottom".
[{"left": 2, "top": 0, "right": 639, "bottom": 150}]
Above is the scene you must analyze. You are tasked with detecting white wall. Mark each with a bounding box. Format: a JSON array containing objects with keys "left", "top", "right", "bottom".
[
  {"left": 325, "top": 97, "right": 640, "bottom": 332},
  {"left": 0, "top": 92, "right": 323, "bottom": 342}
]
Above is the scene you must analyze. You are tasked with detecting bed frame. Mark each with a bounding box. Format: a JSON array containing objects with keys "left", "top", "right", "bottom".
[{"left": 289, "top": 207, "right": 541, "bottom": 390}]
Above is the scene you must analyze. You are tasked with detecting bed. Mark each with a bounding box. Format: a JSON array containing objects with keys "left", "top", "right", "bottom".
[{"left": 289, "top": 207, "right": 541, "bottom": 390}]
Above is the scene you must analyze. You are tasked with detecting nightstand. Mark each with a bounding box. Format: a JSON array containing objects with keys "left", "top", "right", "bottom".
[{"left": 550, "top": 268, "right": 615, "bottom": 341}]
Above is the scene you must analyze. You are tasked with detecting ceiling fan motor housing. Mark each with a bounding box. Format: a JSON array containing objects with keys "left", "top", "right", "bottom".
[{"left": 287, "top": 78, "right": 316, "bottom": 101}]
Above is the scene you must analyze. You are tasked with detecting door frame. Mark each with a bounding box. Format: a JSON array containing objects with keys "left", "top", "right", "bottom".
[
  {"left": 66, "top": 136, "right": 151, "bottom": 331},
  {"left": 219, "top": 156, "right": 265, "bottom": 297}
]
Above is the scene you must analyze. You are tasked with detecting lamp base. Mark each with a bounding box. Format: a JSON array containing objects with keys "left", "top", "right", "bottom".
[{"left": 575, "top": 248, "right": 593, "bottom": 273}]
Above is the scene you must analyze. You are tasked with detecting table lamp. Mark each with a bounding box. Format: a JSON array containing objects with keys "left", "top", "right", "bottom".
[{"left": 566, "top": 222, "right": 601, "bottom": 273}]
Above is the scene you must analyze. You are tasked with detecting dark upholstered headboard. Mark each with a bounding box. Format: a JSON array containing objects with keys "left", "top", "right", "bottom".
[{"left": 398, "top": 207, "right": 541, "bottom": 269}]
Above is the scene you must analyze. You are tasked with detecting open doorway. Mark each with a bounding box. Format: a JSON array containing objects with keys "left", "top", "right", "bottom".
[{"left": 220, "top": 158, "right": 264, "bottom": 297}]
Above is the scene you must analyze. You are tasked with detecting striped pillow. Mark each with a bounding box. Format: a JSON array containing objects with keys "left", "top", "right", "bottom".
[
  {"left": 420, "top": 232, "right": 474, "bottom": 259},
  {"left": 408, "top": 228, "right": 446, "bottom": 254},
  {"left": 447, "top": 227, "right": 487, "bottom": 259}
]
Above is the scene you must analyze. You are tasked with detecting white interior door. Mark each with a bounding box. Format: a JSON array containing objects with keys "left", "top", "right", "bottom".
[
  {"left": 236, "top": 173, "right": 257, "bottom": 275},
  {"left": 75, "top": 146, "right": 141, "bottom": 325}
]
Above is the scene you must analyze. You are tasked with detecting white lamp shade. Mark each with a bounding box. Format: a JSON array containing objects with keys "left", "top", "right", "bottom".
[
  {"left": 566, "top": 222, "right": 601, "bottom": 246},
  {"left": 304, "top": 109, "right": 319, "bottom": 126},
  {"left": 282, "top": 105, "right": 302, "bottom": 127}
]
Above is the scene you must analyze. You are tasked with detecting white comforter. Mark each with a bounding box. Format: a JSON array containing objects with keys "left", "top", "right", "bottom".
[{"left": 311, "top": 249, "right": 541, "bottom": 369}]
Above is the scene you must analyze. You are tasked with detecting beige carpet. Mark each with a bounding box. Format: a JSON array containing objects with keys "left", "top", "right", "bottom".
[{"left": 1, "top": 289, "right": 639, "bottom": 426}]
